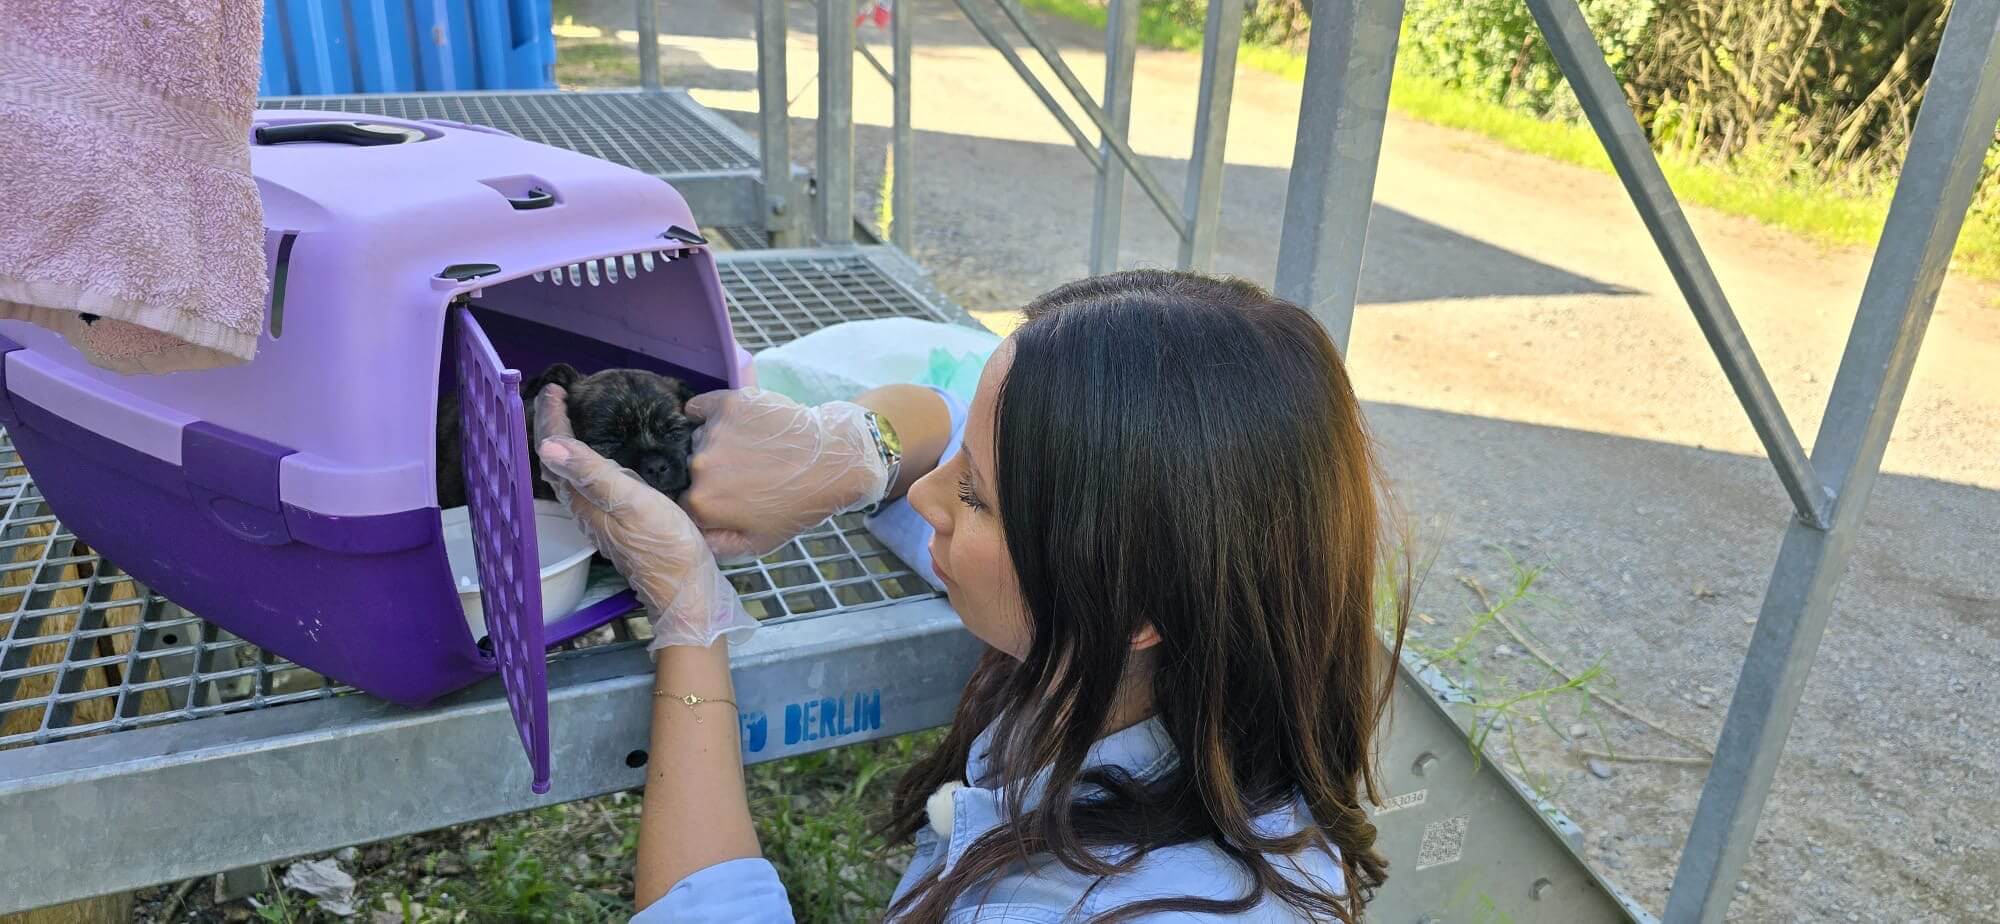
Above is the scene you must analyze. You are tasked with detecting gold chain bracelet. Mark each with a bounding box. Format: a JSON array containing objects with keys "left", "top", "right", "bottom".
[{"left": 655, "top": 690, "right": 738, "bottom": 723}]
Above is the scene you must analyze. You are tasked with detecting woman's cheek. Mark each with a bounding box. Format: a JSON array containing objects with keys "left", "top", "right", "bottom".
[{"left": 965, "top": 523, "right": 1032, "bottom": 659}]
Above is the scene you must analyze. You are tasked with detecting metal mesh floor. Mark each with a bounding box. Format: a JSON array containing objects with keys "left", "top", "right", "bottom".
[
  {"left": 0, "top": 251, "right": 956, "bottom": 751},
  {"left": 258, "top": 91, "right": 760, "bottom": 175},
  {"left": 719, "top": 252, "right": 957, "bottom": 351},
  {"left": 712, "top": 225, "right": 772, "bottom": 251}
]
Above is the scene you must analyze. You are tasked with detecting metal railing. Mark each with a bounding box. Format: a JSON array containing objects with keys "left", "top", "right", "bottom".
[
  {"left": 619, "top": 0, "right": 1236, "bottom": 261},
  {"left": 740, "top": 0, "right": 1248, "bottom": 266},
  {"left": 952, "top": 0, "right": 1245, "bottom": 270},
  {"left": 744, "top": 0, "right": 914, "bottom": 247}
]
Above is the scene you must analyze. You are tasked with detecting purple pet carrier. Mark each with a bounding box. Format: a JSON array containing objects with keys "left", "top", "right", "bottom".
[{"left": 0, "top": 111, "right": 752, "bottom": 793}]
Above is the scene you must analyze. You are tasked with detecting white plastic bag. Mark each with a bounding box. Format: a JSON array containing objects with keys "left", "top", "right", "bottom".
[
  {"left": 752, "top": 317, "right": 1000, "bottom": 406},
  {"left": 281, "top": 858, "right": 359, "bottom": 916},
  {"left": 752, "top": 317, "right": 992, "bottom": 594}
]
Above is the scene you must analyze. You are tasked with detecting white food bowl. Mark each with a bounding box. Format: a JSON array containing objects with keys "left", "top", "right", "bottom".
[{"left": 441, "top": 500, "right": 597, "bottom": 640}]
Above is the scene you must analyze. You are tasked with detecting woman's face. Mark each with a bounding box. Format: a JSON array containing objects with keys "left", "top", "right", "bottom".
[{"left": 908, "top": 339, "right": 1032, "bottom": 659}]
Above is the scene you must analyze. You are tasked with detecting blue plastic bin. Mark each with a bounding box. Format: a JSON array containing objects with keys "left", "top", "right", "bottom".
[{"left": 259, "top": 0, "right": 557, "bottom": 96}]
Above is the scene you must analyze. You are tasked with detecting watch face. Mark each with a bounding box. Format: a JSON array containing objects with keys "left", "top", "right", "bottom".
[{"left": 876, "top": 413, "right": 903, "bottom": 457}]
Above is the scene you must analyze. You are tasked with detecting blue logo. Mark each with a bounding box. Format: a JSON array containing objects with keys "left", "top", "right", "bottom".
[
  {"left": 783, "top": 689, "right": 883, "bottom": 747},
  {"left": 740, "top": 710, "right": 769, "bottom": 753}
]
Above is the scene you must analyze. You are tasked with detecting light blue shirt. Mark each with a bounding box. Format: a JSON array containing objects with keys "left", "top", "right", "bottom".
[
  {"left": 631, "top": 387, "right": 1347, "bottom": 921},
  {"left": 632, "top": 716, "right": 1346, "bottom": 922}
]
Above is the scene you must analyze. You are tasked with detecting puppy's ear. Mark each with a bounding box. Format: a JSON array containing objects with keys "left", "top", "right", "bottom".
[
  {"left": 542, "top": 362, "right": 581, "bottom": 390},
  {"left": 522, "top": 362, "right": 580, "bottom": 399},
  {"left": 673, "top": 378, "right": 696, "bottom": 406}
]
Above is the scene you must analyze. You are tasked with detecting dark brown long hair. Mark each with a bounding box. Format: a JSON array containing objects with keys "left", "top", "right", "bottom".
[{"left": 883, "top": 270, "right": 1407, "bottom": 923}]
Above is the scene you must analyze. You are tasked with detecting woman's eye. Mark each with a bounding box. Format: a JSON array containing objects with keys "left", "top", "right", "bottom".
[{"left": 957, "top": 471, "right": 987, "bottom": 511}]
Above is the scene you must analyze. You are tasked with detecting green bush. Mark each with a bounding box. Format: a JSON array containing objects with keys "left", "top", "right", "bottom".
[
  {"left": 1157, "top": 0, "right": 1314, "bottom": 48},
  {"left": 1396, "top": 0, "right": 1997, "bottom": 232},
  {"left": 1399, "top": 0, "right": 1656, "bottom": 119}
]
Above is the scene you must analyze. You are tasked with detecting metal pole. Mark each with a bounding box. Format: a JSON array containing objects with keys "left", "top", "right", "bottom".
[
  {"left": 1523, "top": 0, "right": 1832, "bottom": 528},
  {"left": 1272, "top": 0, "right": 1404, "bottom": 351},
  {"left": 757, "top": 0, "right": 800, "bottom": 246},
  {"left": 1090, "top": 0, "right": 1140, "bottom": 274},
  {"left": 892, "top": 0, "right": 914, "bottom": 250},
  {"left": 1664, "top": 3, "right": 2000, "bottom": 920},
  {"left": 980, "top": 0, "right": 1189, "bottom": 238},
  {"left": 1178, "top": 0, "right": 1244, "bottom": 270},
  {"left": 858, "top": 39, "right": 895, "bottom": 84},
  {"left": 819, "top": 0, "right": 858, "bottom": 242},
  {"left": 950, "top": 0, "right": 1105, "bottom": 172},
  {"left": 636, "top": 0, "right": 661, "bottom": 91},
  {"left": 1656, "top": 0, "right": 2000, "bottom": 916}
]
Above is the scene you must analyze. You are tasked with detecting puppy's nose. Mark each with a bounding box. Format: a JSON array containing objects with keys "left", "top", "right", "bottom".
[{"left": 640, "top": 457, "right": 682, "bottom": 491}]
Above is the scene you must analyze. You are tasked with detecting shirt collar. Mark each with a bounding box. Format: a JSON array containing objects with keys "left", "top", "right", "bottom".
[
  {"left": 965, "top": 715, "right": 1178, "bottom": 792},
  {"left": 939, "top": 717, "right": 1180, "bottom": 871}
]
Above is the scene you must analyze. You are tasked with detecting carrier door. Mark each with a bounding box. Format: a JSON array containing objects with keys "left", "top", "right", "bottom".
[{"left": 451, "top": 305, "right": 553, "bottom": 794}]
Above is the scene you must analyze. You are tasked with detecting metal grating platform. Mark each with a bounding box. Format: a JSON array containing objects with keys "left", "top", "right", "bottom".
[
  {"left": 719, "top": 249, "right": 959, "bottom": 351},
  {"left": 258, "top": 90, "right": 759, "bottom": 173},
  {"left": 0, "top": 504, "right": 331, "bottom": 751},
  {"left": 0, "top": 248, "right": 963, "bottom": 753},
  {"left": 711, "top": 224, "right": 773, "bottom": 251},
  {"left": 258, "top": 89, "right": 775, "bottom": 229}
]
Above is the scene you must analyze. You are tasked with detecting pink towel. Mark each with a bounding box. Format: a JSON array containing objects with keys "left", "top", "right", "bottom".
[{"left": 0, "top": 2, "right": 267, "bottom": 374}]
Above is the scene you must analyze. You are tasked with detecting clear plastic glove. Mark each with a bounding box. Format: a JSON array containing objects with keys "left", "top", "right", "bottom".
[
  {"left": 535, "top": 385, "right": 756, "bottom": 651},
  {"left": 683, "top": 388, "right": 889, "bottom": 563}
]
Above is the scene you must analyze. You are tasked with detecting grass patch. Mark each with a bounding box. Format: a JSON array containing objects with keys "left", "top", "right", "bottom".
[
  {"left": 747, "top": 731, "right": 942, "bottom": 922},
  {"left": 1398, "top": 561, "right": 1607, "bottom": 795},
  {"left": 142, "top": 732, "right": 940, "bottom": 922},
  {"left": 555, "top": 37, "right": 643, "bottom": 88},
  {"left": 1384, "top": 72, "right": 2000, "bottom": 279},
  {"left": 1020, "top": 0, "right": 2000, "bottom": 283}
]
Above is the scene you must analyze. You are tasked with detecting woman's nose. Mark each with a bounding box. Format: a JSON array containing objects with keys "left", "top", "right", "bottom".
[{"left": 907, "top": 466, "right": 951, "bottom": 535}]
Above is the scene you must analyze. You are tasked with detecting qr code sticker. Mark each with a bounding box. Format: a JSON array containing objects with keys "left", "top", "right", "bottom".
[{"left": 1416, "top": 815, "right": 1470, "bottom": 870}]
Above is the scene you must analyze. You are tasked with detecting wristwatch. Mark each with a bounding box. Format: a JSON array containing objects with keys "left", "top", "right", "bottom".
[{"left": 859, "top": 410, "right": 903, "bottom": 516}]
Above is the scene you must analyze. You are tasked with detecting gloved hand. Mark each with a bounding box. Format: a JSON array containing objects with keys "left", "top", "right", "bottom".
[
  {"left": 682, "top": 388, "right": 889, "bottom": 563},
  {"left": 535, "top": 385, "right": 757, "bottom": 651}
]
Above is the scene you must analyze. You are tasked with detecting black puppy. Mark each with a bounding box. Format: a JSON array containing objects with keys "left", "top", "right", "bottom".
[{"left": 437, "top": 362, "right": 696, "bottom": 510}]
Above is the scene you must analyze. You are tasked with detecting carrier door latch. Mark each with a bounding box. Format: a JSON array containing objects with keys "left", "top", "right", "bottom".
[{"left": 438, "top": 263, "right": 502, "bottom": 282}]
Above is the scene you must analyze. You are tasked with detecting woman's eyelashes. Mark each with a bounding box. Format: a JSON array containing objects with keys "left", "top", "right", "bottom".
[{"left": 956, "top": 469, "right": 987, "bottom": 511}]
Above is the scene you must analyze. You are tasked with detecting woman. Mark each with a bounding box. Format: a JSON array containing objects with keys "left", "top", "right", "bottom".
[{"left": 533, "top": 270, "right": 1406, "bottom": 922}]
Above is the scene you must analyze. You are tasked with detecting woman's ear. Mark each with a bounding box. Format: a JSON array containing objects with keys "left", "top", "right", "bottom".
[{"left": 1130, "top": 624, "right": 1162, "bottom": 652}]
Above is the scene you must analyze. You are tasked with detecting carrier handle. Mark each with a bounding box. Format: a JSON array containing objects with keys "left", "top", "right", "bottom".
[
  {"left": 253, "top": 122, "right": 425, "bottom": 147},
  {"left": 507, "top": 188, "right": 556, "bottom": 210}
]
